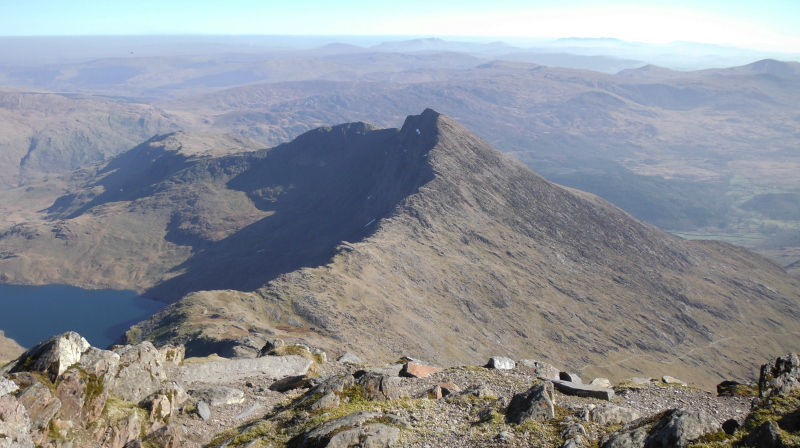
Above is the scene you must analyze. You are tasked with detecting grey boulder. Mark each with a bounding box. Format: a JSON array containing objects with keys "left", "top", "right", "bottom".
[{"left": 506, "top": 381, "right": 555, "bottom": 424}]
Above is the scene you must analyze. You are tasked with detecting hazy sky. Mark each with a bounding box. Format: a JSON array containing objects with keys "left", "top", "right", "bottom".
[{"left": 3, "top": 0, "right": 798, "bottom": 52}]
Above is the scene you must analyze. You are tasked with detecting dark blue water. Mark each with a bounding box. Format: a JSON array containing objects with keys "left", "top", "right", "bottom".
[{"left": 0, "top": 284, "right": 166, "bottom": 349}]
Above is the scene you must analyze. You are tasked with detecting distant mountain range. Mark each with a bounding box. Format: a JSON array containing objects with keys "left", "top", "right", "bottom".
[{"left": 1, "top": 55, "right": 799, "bottom": 278}]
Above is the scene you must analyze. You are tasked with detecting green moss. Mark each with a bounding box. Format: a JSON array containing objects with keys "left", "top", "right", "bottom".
[
  {"left": 743, "top": 392, "right": 800, "bottom": 432},
  {"left": 83, "top": 372, "right": 105, "bottom": 407}
]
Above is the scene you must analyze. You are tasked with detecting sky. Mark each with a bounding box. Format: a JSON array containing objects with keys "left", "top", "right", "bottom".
[{"left": 2, "top": 0, "right": 799, "bottom": 52}]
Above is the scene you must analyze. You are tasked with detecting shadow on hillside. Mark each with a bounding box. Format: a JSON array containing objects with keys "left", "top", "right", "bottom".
[
  {"left": 47, "top": 134, "right": 197, "bottom": 219},
  {"left": 144, "top": 113, "right": 440, "bottom": 302}
]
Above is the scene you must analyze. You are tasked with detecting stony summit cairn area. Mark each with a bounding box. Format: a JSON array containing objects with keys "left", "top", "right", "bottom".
[{"left": 1, "top": 331, "right": 799, "bottom": 447}]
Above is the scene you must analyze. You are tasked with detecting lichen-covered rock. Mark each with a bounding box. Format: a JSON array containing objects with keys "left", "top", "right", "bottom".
[
  {"left": 111, "top": 342, "right": 168, "bottom": 403},
  {"left": 78, "top": 347, "right": 121, "bottom": 377},
  {"left": 591, "top": 405, "right": 642, "bottom": 426},
  {"left": 357, "top": 372, "right": 401, "bottom": 401},
  {"left": 759, "top": 352, "right": 800, "bottom": 397},
  {"left": 518, "top": 359, "right": 560, "bottom": 379},
  {"left": 0, "top": 394, "right": 35, "bottom": 448},
  {"left": 603, "top": 408, "right": 720, "bottom": 448},
  {"left": 0, "top": 377, "right": 18, "bottom": 396},
  {"left": 0, "top": 331, "right": 89, "bottom": 381},
  {"left": 506, "top": 381, "right": 555, "bottom": 424},
  {"left": 15, "top": 381, "right": 62, "bottom": 436},
  {"left": 160, "top": 344, "right": 185, "bottom": 365},
  {"left": 737, "top": 420, "right": 783, "bottom": 448},
  {"left": 309, "top": 392, "right": 341, "bottom": 411},
  {"left": 54, "top": 367, "right": 87, "bottom": 426},
  {"left": 105, "top": 411, "right": 142, "bottom": 448},
  {"left": 190, "top": 386, "right": 245, "bottom": 406},
  {"left": 295, "top": 411, "right": 398, "bottom": 448},
  {"left": 144, "top": 423, "right": 182, "bottom": 448}
]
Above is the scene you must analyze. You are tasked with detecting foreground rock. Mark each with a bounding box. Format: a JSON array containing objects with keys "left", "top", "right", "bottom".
[
  {"left": 759, "top": 352, "right": 800, "bottom": 397},
  {"left": 506, "top": 381, "right": 555, "bottom": 423},
  {"left": 1, "top": 332, "right": 793, "bottom": 448},
  {"left": 0, "top": 393, "right": 35, "bottom": 448},
  {"left": 603, "top": 409, "right": 720, "bottom": 448},
  {"left": 0, "top": 331, "right": 89, "bottom": 381},
  {"left": 293, "top": 411, "right": 401, "bottom": 448}
]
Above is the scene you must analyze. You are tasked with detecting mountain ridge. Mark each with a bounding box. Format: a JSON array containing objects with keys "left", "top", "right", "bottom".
[{"left": 112, "top": 110, "right": 800, "bottom": 388}]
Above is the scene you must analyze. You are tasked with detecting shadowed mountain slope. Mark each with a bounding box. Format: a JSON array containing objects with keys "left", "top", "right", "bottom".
[{"left": 120, "top": 110, "right": 800, "bottom": 388}]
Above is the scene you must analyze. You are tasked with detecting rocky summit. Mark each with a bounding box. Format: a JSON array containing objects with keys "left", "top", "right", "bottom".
[
  {"left": 3, "top": 331, "right": 800, "bottom": 448},
  {"left": 115, "top": 109, "right": 800, "bottom": 388}
]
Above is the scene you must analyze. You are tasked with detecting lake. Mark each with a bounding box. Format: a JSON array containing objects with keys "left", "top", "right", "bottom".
[{"left": 0, "top": 284, "right": 166, "bottom": 349}]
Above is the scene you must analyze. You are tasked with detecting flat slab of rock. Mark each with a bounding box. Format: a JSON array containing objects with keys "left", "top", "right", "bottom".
[
  {"left": 551, "top": 379, "right": 614, "bottom": 400},
  {"left": 176, "top": 355, "right": 312, "bottom": 384}
]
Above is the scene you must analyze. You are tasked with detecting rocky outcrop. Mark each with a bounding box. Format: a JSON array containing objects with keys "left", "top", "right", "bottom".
[
  {"left": 1, "top": 331, "right": 89, "bottom": 381},
  {"left": 506, "top": 381, "right": 555, "bottom": 424},
  {"left": 357, "top": 372, "right": 401, "bottom": 401},
  {"left": 0, "top": 393, "right": 35, "bottom": 448},
  {"left": 591, "top": 405, "right": 642, "bottom": 426},
  {"left": 759, "top": 352, "right": 800, "bottom": 397},
  {"left": 603, "top": 409, "right": 720, "bottom": 448},
  {"left": 111, "top": 341, "right": 171, "bottom": 403},
  {"left": 293, "top": 411, "right": 401, "bottom": 448}
]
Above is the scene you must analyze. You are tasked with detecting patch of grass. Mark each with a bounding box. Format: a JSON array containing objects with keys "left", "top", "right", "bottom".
[{"left": 181, "top": 354, "right": 229, "bottom": 365}]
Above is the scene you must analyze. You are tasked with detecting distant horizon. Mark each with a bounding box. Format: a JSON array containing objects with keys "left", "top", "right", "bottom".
[
  {"left": 3, "top": 0, "right": 799, "bottom": 53},
  {"left": 1, "top": 33, "right": 798, "bottom": 55}
]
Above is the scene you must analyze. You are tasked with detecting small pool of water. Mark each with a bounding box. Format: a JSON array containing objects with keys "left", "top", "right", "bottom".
[{"left": 0, "top": 284, "right": 166, "bottom": 349}]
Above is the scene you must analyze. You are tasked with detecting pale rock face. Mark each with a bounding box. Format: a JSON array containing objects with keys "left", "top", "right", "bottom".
[
  {"left": 0, "top": 394, "right": 35, "bottom": 448},
  {"left": 0, "top": 331, "right": 90, "bottom": 381},
  {"left": 488, "top": 356, "right": 516, "bottom": 370},
  {"left": 591, "top": 405, "right": 642, "bottom": 425},
  {"left": 110, "top": 342, "right": 168, "bottom": 403},
  {"left": 591, "top": 378, "right": 613, "bottom": 388},
  {"left": 0, "top": 376, "right": 18, "bottom": 396}
]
